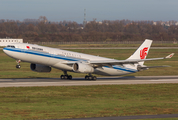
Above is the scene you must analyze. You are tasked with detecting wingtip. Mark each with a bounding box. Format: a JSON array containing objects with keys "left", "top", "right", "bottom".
[{"left": 165, "top": 53, "right": 174, "bottom": 59}]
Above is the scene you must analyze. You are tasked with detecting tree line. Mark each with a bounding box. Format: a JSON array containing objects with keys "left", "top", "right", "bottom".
[{"left": 0, "top": 17, "right": 178, "bottom": 42}]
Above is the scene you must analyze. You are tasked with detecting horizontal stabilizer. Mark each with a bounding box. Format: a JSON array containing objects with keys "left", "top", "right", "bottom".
[
  {"left": 140, "top": 65, "right": 170, "bottom": 69},
  {"left": 137, "top": 65, "right": 170, "bottom": 71},
  {"left": 165, "top": 53, "right": 174, "bottom": 59}
]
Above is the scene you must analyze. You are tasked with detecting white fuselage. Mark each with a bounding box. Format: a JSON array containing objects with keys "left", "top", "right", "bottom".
[{"left": 3, "top": 43, "right": 138, "bottom": 76}]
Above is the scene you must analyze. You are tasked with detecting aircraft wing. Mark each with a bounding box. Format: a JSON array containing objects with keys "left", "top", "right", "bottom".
[
  {"left": 89, "top": 53, "right": 174, "bottom": 65},
  {"left": 65, "top": 53, "right": 174, "bottom": 66}
]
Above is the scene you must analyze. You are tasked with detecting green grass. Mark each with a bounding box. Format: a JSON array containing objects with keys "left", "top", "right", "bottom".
[
  {"left": 0, "top": 84, "right": 178, "bottom": 119},
  {"left": 0, "top": 48, "right": 178, "bottom": 78}
]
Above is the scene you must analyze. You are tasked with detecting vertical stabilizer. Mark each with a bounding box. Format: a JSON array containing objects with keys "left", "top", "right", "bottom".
[{"left": 127, "top": 39, "right": 153, "bottom": 65}]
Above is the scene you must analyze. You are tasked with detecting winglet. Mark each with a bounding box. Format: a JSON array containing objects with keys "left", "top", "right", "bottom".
[{"left": 165, "top": 53, "right": 174, "bottom": 59}]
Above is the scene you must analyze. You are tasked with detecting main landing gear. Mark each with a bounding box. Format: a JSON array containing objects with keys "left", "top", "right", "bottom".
[
  {"left": 85, "top": 74, "right": 97, "bottom": 80},
  {"left": 60, "top": 72, "right": 97, "bottom": 80},
  {"left": 60, "top": 71, "right": 72, "bottom": 80},
  {"left": 16, "top": 60, "right": 21, "bottom": 69}
]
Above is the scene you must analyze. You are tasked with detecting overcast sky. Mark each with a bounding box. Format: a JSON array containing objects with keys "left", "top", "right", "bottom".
[{"left": 0, "top": 0, "right": 178, "bottom": 23}]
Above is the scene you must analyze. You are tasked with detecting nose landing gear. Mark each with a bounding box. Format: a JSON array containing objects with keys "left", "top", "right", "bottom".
[{"left": 16, "top": 60, "right": 21, "bottom": 69}]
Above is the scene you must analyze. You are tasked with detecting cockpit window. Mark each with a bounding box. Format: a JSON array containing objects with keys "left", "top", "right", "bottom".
[{"left": 7, "top": 45, "right": 15, "bottom": 48}]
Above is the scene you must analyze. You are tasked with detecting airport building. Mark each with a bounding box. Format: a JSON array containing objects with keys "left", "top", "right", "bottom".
[{"left": 0, "top": 38, "right": 23, "bottom": 46}]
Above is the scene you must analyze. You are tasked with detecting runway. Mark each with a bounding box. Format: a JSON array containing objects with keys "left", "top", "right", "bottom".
[{"left": 0, "top": 76, "right": 178, "bottom": 87}]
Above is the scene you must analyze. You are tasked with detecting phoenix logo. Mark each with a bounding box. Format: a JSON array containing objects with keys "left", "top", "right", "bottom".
[{"left": 140, "top": 47, "right": 148, "bottom": 59}]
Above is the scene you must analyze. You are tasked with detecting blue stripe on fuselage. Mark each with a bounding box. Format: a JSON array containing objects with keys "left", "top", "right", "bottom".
[
  {"left": 3, "top": 47, "right": 87, "bottom": 62},
  {"left": 104, "top": 66, "right": 137, "bottom": 73}
]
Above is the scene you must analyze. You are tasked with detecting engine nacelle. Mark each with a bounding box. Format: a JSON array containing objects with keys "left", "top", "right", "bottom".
[
  {"left": 30, "top": 64, "right": 51, "bottom": 72},
  {"left": 73, "top": 63, "right": 94, "bottom": 73}
]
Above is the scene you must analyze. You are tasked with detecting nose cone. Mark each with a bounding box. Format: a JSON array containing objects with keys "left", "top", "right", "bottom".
[
  {"left": 3, "top": 47, "right": 10, "bottom": 56},
  {"left": 3, "top": 47, "right": 6, "bottom": 52},
  {"left": 3, "top": 47, "right": 7, "bottom": 53},
  {"left": 3, "top": 47, "right": 17, "bottom": 60}
]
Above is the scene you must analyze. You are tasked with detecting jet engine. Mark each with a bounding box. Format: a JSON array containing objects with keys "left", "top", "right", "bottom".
[
  {"left": 30, "top": 63, "right": 51, "bottom": 72},
  {"left": 73, "top": 62, "right": 94, "bottom": 73}
]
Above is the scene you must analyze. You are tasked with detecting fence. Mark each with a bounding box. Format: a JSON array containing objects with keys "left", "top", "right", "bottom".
[{"left": 31, "top": 41, "right": 176, "bottom": 45}]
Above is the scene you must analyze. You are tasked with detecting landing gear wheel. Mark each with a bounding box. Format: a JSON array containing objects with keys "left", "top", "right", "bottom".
[
  {"left": 64, "top": 75, "right": 68, "bottom": 79},
  {"left": 60, "top": 75, "right": 65, "bottom": 79},
  {"left": 16, "top": 65, "right": 21, "bottom": 69},
  {"left": 89, "top": 76, "right": 93, "bottom": 80},
  {"left": 92, "top": 76, "right": 97, "bottom": 81},
  {"left": 60, "top": 74, "right": 72, "bottom": 80},
  {"left": 16, "top": 60, "right": 21, "bottom": 69},
  {"left": 85, "top": 75, "right": 97, "bottom": 80},
  {"left": 68, "top": 75, "right": 72, "bottom": 80},
  {"left": 85, "top": 75, "right": 89, "bottom": 80}
]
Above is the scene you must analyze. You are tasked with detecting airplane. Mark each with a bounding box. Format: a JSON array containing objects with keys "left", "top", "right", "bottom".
[{"left": 3, "top": 39, "right": 174, "bottom": 80}]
